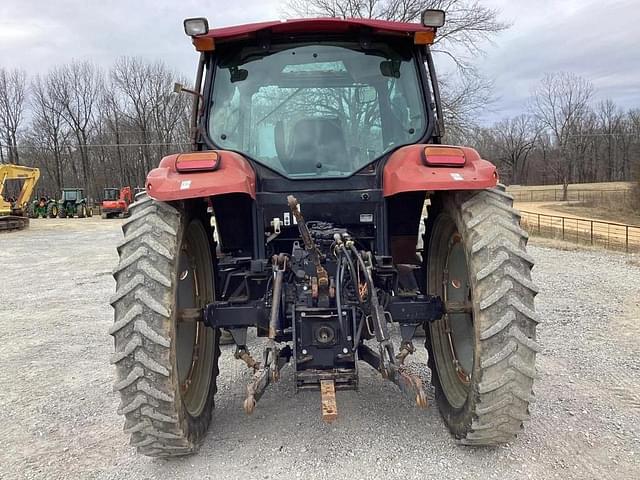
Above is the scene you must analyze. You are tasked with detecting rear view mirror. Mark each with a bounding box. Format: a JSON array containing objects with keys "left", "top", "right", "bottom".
[
  {"left": 380, "top": 60, "right": 401, "bottom": 78},
  {"left": 230, "top": 67, "right": 249, "bottom": 83}
]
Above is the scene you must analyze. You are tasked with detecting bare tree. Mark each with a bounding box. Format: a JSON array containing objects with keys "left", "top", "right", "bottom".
[
  {"left": 438, "top": 73, "right": 493, "bottom": 143},
  {"left": 595, "top": 99, "right": 623, "bottom": 181},
  {"left": 492, "top": 114, "right": 539, "bottom": 184},
  {"left": 285, "top": 0, "right": 507, "bottom": 65},
  {"left": 0, "top": 68, "right": 27, "bottom": 164},
  {"left": 99, "top": 86, "right": 128, "bottom": 186},
  {"left": 111, "top": 57, "right": 159, "bottom": 177},
  {"left": 50, "top": 61, "right": 103, "bottom": 195},
  {"left": 628, "top": 109, "right": 640, "bottom": 208},
  {"left": 531, "top": 72, "right": 594, "bottom": 199},
  {"left": 28, "top": 74, "right": 72, "bottom": 192},
  {"left": 110, "top": 57, "right": 190, "bottom": 185}
]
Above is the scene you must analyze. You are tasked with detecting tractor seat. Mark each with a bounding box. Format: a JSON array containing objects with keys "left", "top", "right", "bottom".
[{"left": 285, "top": 118, "right": 348, "bottom": 174}]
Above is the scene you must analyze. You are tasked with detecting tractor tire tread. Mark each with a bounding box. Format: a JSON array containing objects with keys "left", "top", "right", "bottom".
[
  {"left": 110, "top": 193, "right": 219, "bottom": 457},
  {"left": 430, "top": 187, "right": 538, "bottom": 446}
]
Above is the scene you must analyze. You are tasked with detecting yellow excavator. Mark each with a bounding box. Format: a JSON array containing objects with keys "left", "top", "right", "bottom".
[{"left": 0, "top": 164, "right": 40, "bottom": 232}]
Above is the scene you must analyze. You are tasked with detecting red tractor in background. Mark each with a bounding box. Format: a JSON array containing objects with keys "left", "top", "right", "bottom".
[
  {"left": 110, "top": 11, "right": 539, "bottom": 457},
  {"left": 101, "top": 187, "right": 133, "bottom": 218}
]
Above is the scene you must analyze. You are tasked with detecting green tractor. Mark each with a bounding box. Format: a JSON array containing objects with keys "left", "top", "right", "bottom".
[
  {"left": 28, "top": 197, "right": 56, "bottom": 218},
  {"left": 56, "top": 188, "right": 93, "bottom": 218}
]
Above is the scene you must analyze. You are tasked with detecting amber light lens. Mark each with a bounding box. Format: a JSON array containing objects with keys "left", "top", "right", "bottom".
[
  {"left": 175, "top": 152, "right": 220, "bottom": 172},
  {"left": 422, "top": 146, "right": 466, "bottom": 167},
  {"left": 193, "top": 36, "right": 215, "bottom": 52},
  {"left": 414, "top": 31, "right": 436, "bottom": 45}
]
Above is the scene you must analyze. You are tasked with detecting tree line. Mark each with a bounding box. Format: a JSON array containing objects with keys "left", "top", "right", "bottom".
[
  {"left": 0, "top": 58, "right": 191, "bottom": 200},
  {"left": 3, "top": 64, "right": 639, "bottom": 204},
  {"left": 464, "top": 72, "right": 640, "bottom": 198}
]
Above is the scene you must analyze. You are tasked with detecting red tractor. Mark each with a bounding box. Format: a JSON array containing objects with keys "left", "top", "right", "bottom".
[
  {"left": 110, "top": 11, "right": 538, "bottom": 457},
  {"left": 102, "top": 187, "right": 133, "bottom": 218}
]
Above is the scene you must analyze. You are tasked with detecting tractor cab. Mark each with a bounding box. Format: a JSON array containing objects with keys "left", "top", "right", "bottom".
[
  {"left": 103, "top": 188, "right": 119, "bottom": 201},
  {"left": 101, "top": 186, "right": 133, "bottom": 219},
  {"left": 57, "top": 188, "right": 91, "bottom": 218},
  {"left": 62, "top": 188, "right": 82, "bottom": 202},
  {"left": 208, "top": 40, "right": 427, "bottom": 178}
]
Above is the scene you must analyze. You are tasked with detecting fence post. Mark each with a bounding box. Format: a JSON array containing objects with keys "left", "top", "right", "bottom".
[
  {"left": 538, "top": 214, "right": 541, "bottom": 234},
  {"left": 562, "top": 217, "right": 565, "bottom": 240},
  {"left": 626, "top": 226, "right": 629, "bottom": 253},
  {"left": 590, "top": 221, "right": 593, "bottom": 245}
]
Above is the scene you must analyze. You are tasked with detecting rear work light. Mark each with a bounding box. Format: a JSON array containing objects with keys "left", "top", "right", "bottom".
[
  {"left": 422, "top": 9, "right": 446, "bottom": 28},
  {"left": 422, "top": 146, "right": 466, "bottom": 167},
  {"left": 183, "top": 17, "right": 209, "bottom": 36},
  {"left": 175, "top": 152, "right": 220, "bottom": 172}
]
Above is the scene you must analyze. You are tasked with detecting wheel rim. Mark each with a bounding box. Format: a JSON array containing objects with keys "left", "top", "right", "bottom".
[
  {"left": 175, "top": 221, "right": 216, "bottom": 417},
  {"left": 429, "top": 214, "right": 475, "bottom": 409}
]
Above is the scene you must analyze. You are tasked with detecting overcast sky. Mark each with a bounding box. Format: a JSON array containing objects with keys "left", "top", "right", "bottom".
[{"left": 1, "top": 0, "right": 638, "bottom": 124}]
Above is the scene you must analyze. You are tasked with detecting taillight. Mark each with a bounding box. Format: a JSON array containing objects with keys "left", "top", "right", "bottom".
[
  {"left": 422, "top": 146, "right": 466, "bottom": 167},
  {"left": 175, "top": 152, "right": 220, "bottom": 172}
]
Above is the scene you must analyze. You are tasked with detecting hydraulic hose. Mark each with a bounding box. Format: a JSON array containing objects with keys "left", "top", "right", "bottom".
[
  {"left": 349, "top": 244, "right": 391, "bottom": 345},
  {"left": 337, "top": 244, "right": 367, "bottom": 350},
  {"left": 335, "top": 254, "right": 346, "bottom": 343}
]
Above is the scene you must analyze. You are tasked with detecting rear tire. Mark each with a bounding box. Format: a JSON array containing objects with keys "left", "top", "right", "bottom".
[
  {"left": 58, "top": 207, "right": 66, "bottom": 218},
  {"left": 47, "top": 204, "right": 58, "bottom": 218},
  {"left": 78, "top": 204, "right": 86, "bottom": 218},
  {"left": 110, "top": 194, "right": 220, "bottom": 457},
  {"left": 425, "top": 188, "right": 539, "bottom": 445}
]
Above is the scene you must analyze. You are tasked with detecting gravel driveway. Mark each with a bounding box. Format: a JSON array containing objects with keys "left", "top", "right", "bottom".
[{"left": 1, "top": 218, "right": 638, "bottom": 479}]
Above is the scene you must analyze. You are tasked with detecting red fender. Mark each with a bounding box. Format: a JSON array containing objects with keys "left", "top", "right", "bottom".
[
  {"left": 383, "top": 144, "right": 498, "bottom": 197},
  {"left": 146, "top": 151, "right": 256, "bottom": 201}
]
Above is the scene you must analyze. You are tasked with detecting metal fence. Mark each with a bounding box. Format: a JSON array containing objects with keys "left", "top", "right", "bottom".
[
  {"left": 519, "top": 211, "right": 640, "bottom": 253},
  {"left": 510, "top": 188, "right": 633, "bottom": 204}
]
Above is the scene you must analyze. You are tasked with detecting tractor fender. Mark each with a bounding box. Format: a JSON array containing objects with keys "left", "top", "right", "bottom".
[
  {"left": 146, "top": 151, "right": 256, "bottom": 201},
  {"left": 382, "top": 144, "right": 498, "bottom": 197}
]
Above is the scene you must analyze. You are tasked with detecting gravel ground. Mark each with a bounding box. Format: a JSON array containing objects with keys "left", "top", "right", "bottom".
[{"left": 1, "top": 218, "right": 639, "bottom": 480}]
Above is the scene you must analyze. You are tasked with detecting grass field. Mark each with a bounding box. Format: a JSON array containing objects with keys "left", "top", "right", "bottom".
[
  {"left": 510, "top": 181, "right": 639, "bottom": 224},
  {"left": 506, "top": 181, "right": 635, "bottom": 192},
  {"left": 515, "top": 201, "right": 640, "bottom": 226},
  {"left": 546, "top": 203, "right": 640, "bottom": 226},
  {"left": 508, "top": 181, "right": 640, "bottom": 252}
]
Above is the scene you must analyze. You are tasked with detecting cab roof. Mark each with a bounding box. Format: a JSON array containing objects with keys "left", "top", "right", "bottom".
[{"left": 202, "top": 17, "right": 434, "bottom": 43}]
